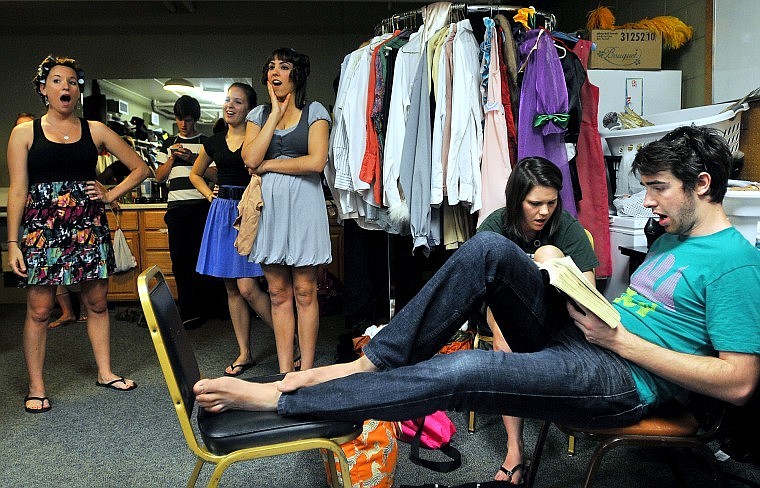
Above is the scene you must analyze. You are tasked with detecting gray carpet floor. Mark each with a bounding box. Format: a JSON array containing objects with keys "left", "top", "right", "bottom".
[{"left": 1, "top": 302, "right": 758, "bottom": 488}]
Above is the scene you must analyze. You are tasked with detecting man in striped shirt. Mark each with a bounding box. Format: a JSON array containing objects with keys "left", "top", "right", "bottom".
[{"left": 156, "top": 95, "right": 221, "bottom": 329}]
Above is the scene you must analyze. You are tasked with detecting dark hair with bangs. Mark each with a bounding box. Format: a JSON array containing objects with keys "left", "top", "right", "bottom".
[
  {"left": 502, "top": 157, "right": 564, "bottom": 245},
  {"left": 632, "top": 125, "right": 732, "bottom": 203},
  {"left": 260, "top": 48, "right": 310, "bottom": 109},
  {"left": 32, "top": 55, "right": 86, "bottom": 104}
]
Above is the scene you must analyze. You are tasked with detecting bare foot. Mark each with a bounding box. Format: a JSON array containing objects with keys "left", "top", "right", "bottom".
[
  {"left": 278, "top": 355, "right": 378, "bottom": 393},
  {"left": 194, "top": 376, "right": 281, "bottom": 413},
  {"left": 24, "top": 394, "right": 51, "bottom": 413}
]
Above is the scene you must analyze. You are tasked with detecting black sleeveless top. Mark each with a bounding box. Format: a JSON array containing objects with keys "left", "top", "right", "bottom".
[
  {"left": 202, "top": 130, "right": 250, "bottom": 187},
  {"left": 27, "top": 117, "right": 98, "bottom": 184}
]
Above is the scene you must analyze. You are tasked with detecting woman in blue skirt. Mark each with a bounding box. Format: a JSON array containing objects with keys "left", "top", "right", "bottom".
[{"left": 190, "top": 83, "right": 273, "bottom": 376}]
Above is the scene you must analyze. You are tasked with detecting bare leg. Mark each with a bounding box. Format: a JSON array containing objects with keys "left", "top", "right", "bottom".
[
  {"left": 488, "top": 246, "right": 565, "bottom": 481},
  {"left": 533, "top": 245, "right": 564, "bottom": 263},
  {"left": 237, "top": 277, "right": 273, "bottom": 328},
  {"left": 49, "top": 286, "right": 76, "bottom": 329},
  {"left": 194, "top": 354, "right": 378, "bottom": 412},
  {"left": 241, "top": 276, "right": 296, "bottom": 371},
  {"left": 486, "top": 307, "right": 525, "bottom": 484},
  {"left": 495, "top": 416, "right": 525, "bottom": 484},
  {"left": 77, "top": 290, "right": 87, "bottom": 321},
  {"left": 292, "top": 266, "right": 319, "bottom": 370},
  {"left": 278, "top": 354, "right": 377, "bottom": 392},
  {"left": 262, "top": 264, "right": 297, "bottom": 373},
  {"left": 23, "top": 285, "right": 56, "bottom": 410},
  {"left": 223, "top": 278, "right": 253, "bottom": 374},
  {"left": 80, "top": 279, "right": 135, "bottom": 389}
]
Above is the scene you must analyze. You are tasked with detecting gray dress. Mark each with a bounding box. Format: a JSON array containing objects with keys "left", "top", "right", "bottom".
[{"left": 246, "top": 101, "right": 332, "bottom": 266}]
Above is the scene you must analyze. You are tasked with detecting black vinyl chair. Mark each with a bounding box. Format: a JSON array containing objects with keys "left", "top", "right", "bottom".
[
  {"left": 138, "top": 265, "right": 362, "bottom": 488},
  {"left": 525, "top": 396, "right": 726, "bottom": 488}
]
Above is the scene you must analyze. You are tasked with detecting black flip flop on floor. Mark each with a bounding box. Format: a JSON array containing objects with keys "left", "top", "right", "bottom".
[
  {"left": 95, "top": 377, "right": 137, "bottom": 391},
  {"left": 224, "top": 361, "right": 256, "bottom": 377}
]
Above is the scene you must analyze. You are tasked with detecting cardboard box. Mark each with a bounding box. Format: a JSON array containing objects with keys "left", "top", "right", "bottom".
[{"left": 589, "top": 29, "right": 662, "bottom": 70}]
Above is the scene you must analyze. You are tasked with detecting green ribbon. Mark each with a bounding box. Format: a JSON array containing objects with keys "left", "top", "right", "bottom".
[{"left": 533, "top": 113, "right": 570, "bottom": 129}]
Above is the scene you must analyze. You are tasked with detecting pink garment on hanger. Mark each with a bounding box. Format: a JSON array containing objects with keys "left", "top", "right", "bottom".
[{"left": 479, "top": 23, "right": 511, "bottom": 226}]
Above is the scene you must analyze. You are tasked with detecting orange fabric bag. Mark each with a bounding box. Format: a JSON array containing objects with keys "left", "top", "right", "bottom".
[{"left": 323, "top": 419, "right": 401, "bottom": 488}]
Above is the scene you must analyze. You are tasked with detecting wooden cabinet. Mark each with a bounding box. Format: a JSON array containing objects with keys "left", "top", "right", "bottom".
[
  {"left": 140, "top": 210, "right": 177, "bottom": 297},
  {"left": 106, "top": 210, "right": 140, "bottom": 301},
  {"left": 105, "top": 204, "right": 342, "bottom": 301},
  {"left": 106, "top": 206, "right": 176, "bottom": 301}
]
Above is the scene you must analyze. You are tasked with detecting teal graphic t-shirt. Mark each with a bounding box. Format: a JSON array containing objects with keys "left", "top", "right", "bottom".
[{"left": 613, "top": 227, "right": 760, "bottom": 408}]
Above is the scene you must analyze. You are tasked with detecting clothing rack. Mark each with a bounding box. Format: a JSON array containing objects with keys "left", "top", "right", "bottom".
[
  {"left": 367, "top": 2, "right": 557, "bottom": 320},
  {"left": 374, "top": 3, "right": 556, "bottom": 35}
]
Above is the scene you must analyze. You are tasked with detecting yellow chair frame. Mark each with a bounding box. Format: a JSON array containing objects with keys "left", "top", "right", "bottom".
[{"left": 138, "top": 265, "right": 361, "bottom": 488}]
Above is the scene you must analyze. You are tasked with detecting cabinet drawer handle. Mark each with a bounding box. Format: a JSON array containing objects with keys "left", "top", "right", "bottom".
[{"left": 159, "top": 229, "right": 168, "bottom": 234}]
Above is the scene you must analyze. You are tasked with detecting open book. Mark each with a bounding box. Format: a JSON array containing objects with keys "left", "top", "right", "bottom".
[{"left": 537, "top": 256, "right": 620, "bottom": 328}]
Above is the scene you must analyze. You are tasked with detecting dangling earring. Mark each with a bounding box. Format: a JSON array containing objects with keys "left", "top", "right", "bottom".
[{"left": 44, "top": 95, "right": 49, "bottom": 106}]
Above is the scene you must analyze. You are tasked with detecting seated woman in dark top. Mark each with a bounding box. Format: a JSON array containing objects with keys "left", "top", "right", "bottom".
[{"left": 476, "top": 156, "right": 597, "bottom": 483}]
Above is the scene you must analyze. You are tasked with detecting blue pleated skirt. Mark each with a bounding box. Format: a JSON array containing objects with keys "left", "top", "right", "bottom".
[{"left": 196, "top": 192, "right": 264, "bottom": 278}]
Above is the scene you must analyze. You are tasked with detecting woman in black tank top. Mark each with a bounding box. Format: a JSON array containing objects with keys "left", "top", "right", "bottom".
[{"left": 6, "top": 55, "right": 149, "bottom": 413}]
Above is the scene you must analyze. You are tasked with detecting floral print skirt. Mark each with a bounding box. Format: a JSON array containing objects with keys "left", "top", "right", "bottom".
[{"left": 19, "top": 181, "right": 114, "bottom": 287}]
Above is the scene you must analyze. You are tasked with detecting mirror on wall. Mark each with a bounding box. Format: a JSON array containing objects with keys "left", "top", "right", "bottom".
[
  {"left": 86, "top": 78, "right": 251, "bottom": 191},
  {"left": 98, "top": 77, "right": 253, "bottom": 130}
]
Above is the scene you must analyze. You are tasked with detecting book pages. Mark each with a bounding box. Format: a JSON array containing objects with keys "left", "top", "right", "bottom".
[{"left": 538, "top": 256, "right": 620, "bottom": 328}]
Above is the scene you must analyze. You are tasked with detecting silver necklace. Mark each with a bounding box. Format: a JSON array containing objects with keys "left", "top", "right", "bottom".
[{"left": 45, "top": 117, "right": 76, "bottom": 142}]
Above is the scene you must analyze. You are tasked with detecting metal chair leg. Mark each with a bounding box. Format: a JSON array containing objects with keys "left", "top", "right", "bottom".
[{"left": 525, "top": 421, "right": 552, "bottom": 488}]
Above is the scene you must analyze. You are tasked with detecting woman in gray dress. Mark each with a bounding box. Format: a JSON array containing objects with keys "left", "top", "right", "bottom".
[{"left": 242, "top": 48, "right": 331, "bottom": 373}]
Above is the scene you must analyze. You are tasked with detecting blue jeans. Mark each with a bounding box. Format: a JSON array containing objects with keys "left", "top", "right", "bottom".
[{"left": 279, "top": 232, "right": 645, "bottom": 429}]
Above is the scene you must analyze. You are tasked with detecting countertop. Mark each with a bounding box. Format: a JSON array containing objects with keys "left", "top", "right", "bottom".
[{"left": 115, "top": 203, "right": 167, "bottom": 210}]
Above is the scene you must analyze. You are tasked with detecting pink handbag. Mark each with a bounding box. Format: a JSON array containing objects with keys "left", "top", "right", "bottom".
[
  {"left": 400, "top": 410, "right": 456, "bottom": 448},
  {"left": 400, "top": 411, "right": 461, "bottom": 472}
]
